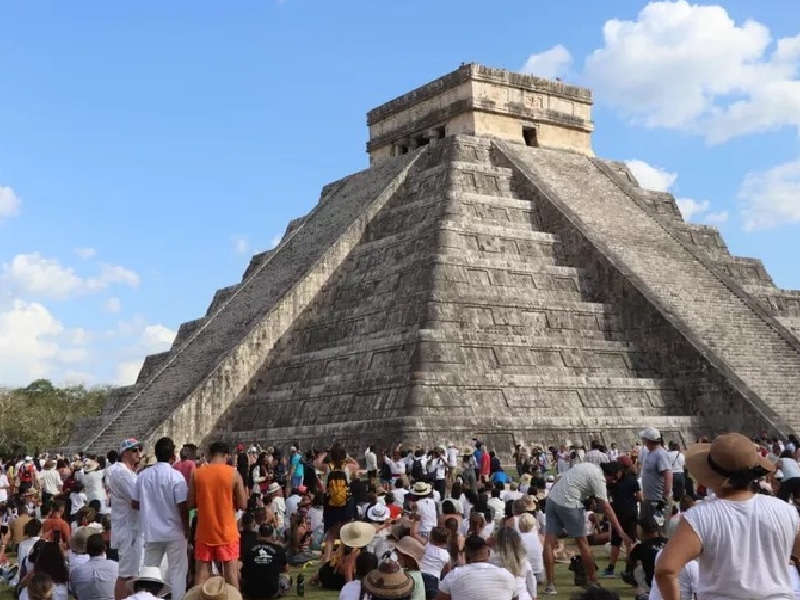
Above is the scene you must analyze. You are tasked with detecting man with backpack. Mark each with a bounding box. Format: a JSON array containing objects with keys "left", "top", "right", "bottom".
[{"left": 314, "top": 443, "right": 357, "bottom": 562}]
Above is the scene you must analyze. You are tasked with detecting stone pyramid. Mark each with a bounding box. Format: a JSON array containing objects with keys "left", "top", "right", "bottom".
[{"left": 69, "top": 64, "right": 800, "bottom": 456}]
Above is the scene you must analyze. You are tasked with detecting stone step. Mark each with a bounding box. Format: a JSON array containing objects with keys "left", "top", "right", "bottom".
[
  {"left": 500, "top": 142, "right": 800, "bottom": 434},
  {"left": 83, "top": 152, "right": 423, "bottom": 453}
]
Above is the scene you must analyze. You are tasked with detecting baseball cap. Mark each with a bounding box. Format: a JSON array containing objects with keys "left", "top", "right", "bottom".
[
  {"left": 640, "top": 427, "right": 662, "bottom": 442},
  {"left": 236, "top": 444, "right": 245, "bottom": 453},
  {"left": 618, "top": 455, "right": 633, "bottom": 467},
  {"left": 119, "top": 438, "right": 142, "bottom": 453}
]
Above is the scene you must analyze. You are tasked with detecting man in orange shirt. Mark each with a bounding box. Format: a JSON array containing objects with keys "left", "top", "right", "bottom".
[
  {"left": 41, "top": 502, "right": 71, "bottom": 552},
  {"left": 188, "top": 442, "right": 248, "bottom": 589}
]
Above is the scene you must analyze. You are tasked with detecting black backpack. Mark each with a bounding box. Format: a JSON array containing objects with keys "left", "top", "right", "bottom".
[
  {"left": 380, "top": 461, "right": 392, "bottom": 482},
  {"left": 411, "top": 458, "right": 425, "bottom": 482}
]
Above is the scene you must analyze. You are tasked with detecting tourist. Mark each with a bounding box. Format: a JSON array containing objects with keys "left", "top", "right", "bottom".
[
  {"left": 106, "top": 438, "right": 143, "bottom": 600},
  {"left": 287, "top": 444, "right": 304, "bottom": 494},
  {"left": 776, "top": 448, "right": 800, "bottom": 502},
  {"left": 184, "top": 577, "right": 240, "bottom": 600},
  {"left": 9, "top": 505, "right": 32, "bottom": 551},
  {"left": 420, "top": 527, "right": 452, "bottom": 597},
  {"left": 585, "top": 441, "right": 609, "bottom": 466},
  {"left": 639, "top": 428, "right": 672, "bottom": 533},
  {"left": 542, "top": 461, "right": 631, "bottom": 594},
  {"left": 69, "top": 526, "right": 95, "bottom": 571},
  {"left": 437, "top": 535, "right": 516, "bottom": 600},
  {"left": 491, "top": 526, "right": 536, "bottom": 600},
  {"left": 602, "top": 457, "right": 640, "bottom": 578},
  {"left": 655, "top": 433, "right": 799, "bottom": 600},
  {"left": 41, "top": 503, "right": 70, "bottom": 551},
  {"left": 28, "top": 574, "right": 54, "bottom": 600},
  {"left": 132, "top": 437, "right": 189, "bottom": 600},
  {"left": 393, "top": 536, "right": 425, "bottom": 600},
  {"left": 409, "top": 482, "right": 437, "bottom": 539},
  {"left": 188, "top": 442, "right": 248, "bottom": 589},
  {"left": 364, "top": 445, "right": 378, "bottom": 486},
  {"left": 78, "top": 460, "right": 107, "bottom": 515},
  {"left": 338, "top": 551, "right": 379, "bottom": 600},
  {"left": 648, "top": 549, "right": 698, "bottom": 600},
  {"left": 70, "top": 533, "right": 118, "bottom": 600},
  {"left": 37, "top": 461, "right": 62, "bottom": 509},
  {"left": 240, "top": 524, "right": 289, "bottom": 599},
  {"left": 316, "top": 443, "right": 358, "bottom": 561},
  {"left": 172, "top": 445, "right": 196, "bottom": 486},
  {"left": 666, "top": 442, "right": 686, "bottom": 500},
  {"left": 517, "top": 512, "right": 543, "bottom": 582},
  {"left": 122, "top": 567, "right": 169, "bottom": 600},
  {"left": 19, "top": 542, "right": 70, "bottom": 600},
  {"left": 362, "top": 557, "right": 416, "bottom": 600}
]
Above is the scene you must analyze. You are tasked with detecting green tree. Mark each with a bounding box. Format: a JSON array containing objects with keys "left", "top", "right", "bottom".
[{"left": 0, "top": 380, "right": 109, "bottom": 455}]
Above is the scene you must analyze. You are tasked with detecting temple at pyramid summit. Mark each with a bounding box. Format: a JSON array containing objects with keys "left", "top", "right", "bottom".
[{"left": 68, "top": 63, "right": 800, "bottom": 456}]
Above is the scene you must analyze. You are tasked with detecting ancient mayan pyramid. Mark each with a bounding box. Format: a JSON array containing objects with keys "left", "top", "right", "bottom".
[{"left": 69, "top": 64, "right": 800, "bottom": 456}]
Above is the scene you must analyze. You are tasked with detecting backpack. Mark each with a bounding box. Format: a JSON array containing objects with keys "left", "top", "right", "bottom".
[
  {"left": 325, "top": 469, "right": 350, "bottom": 508},
  {"left": 18, "top": 464, "right": 33, "bottom": 483},
  {"left": 411, "top": 458, "right": 425, "bottom": 482}
]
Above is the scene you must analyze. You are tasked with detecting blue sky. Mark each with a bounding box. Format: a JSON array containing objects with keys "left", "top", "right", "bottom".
[{"left": 1, "top": 0, "right": 799, "bottom": 386}]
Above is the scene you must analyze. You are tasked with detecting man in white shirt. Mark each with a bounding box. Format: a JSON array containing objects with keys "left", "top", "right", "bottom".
[
  {"left": 105, "top": 437, "right": 143, "bottom": 600},
  {"left": 38, "top": 460, "right": 62, "bottom": 507},
  {"left": 667, "top": 441, "right": 686, "bottom": 500},
  {"left": 437, "top": 535, "right": 516, "bottom": 600},
  {"left": 131, "top": 437, "right": 189, "bottom": 600}
]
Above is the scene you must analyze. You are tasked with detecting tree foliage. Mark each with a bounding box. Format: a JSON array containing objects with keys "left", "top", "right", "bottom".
[{"left": 0, "top": 379, "right": 109, "bottom": 455}]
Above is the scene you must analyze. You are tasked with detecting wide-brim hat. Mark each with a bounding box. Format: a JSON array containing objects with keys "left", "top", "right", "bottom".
[
  {"left": 184, "top": 576, "right": 241, "bottom": 600},
  {"left": 126, "top": 566, "right": 171, "bottom": 596},
  {"left": 394, "top": 535, "right": 424, "bottom": 564},
  {"left": 522, "top": 495, "right": 537, "bottom": 512},
  {"left": 462, "top": 446, "right": 473, "bottom": 456},
  {"left": 412, "top": 481, "right": 431, "bottom": 496},
  {"left": 266, "top": 482, "right": 281, "bottom": 494},
  {"left": 519, "top": 474, "right": 532, "bottom": 485},
  {"left": 340, "top": 521, "right": 375, "bottom": 548},
  {"left": 363, "top": 560, "right": 415, "bottom": 599},
  {"left": 685, "top": 432, "right": 775, "bottom": 491},
  {"left": 366, "top": 503, "right": 390, "bottom": 522}
]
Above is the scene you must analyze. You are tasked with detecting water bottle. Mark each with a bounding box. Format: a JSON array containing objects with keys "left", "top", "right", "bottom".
[{"left": 297, "top": 573, "right": 305, "bottom": 597}]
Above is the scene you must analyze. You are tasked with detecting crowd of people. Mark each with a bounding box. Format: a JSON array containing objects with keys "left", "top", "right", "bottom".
[{"left": 0, "top": 427, "right": 798, "bottom": 600}]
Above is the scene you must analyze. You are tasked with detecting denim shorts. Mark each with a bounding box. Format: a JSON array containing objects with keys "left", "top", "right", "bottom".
[{"left": 545, "top": 500, "right": 587, "bottom": 538}]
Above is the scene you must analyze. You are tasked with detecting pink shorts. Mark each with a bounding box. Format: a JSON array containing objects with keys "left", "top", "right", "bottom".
[{"left": 194, "top": 540, "right": 239, "bottom": 563}]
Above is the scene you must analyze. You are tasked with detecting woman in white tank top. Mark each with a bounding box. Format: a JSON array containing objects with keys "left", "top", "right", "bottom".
[{"left": 655, "top": 433, "right": 800, "bottom": 600}]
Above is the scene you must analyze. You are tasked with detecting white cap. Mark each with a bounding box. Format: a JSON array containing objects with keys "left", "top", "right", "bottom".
[{"left": 640, "top": 427, "right": 662, "bottom": 442}]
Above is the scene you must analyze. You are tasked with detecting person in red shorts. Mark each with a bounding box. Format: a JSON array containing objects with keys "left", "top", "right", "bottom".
[{"left": 188, "top": 442, "right": 248, "bottom": 589}]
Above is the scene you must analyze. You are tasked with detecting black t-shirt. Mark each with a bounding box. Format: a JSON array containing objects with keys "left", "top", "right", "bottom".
[
  {"left": 241, "top": 541, "right": 287, "bottom": 598},
  {"left": 350, "top": 479, "right": 369, "bottom": 504},
  {"left": 610, "top": 473, "right": 640, "bottom": 519},
  {"left": 239, "top": 530, "right": 257, "bottom": 559},
  {"left": 629, "top": 537, "right": 668, "bottom": 586}
]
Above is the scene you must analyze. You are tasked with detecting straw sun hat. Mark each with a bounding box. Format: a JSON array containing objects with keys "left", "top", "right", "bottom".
[
  {"left": 363, "top": 558, "right": 415, "bottom": 599},
  {"left": 685, "top": 432, "right": 774, "bottom": 490},
  {"left": 340, "top": 522, "right": 375, "bottom": 549},
  {"left": 184, "top": 576, "right": 242, "bottom": 600}
]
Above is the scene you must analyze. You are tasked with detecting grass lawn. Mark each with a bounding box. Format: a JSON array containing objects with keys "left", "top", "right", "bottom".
[
  {"left": 285, "top": 548, "right": 633, "bottom": 599},
  {"left": 0, "top": 550, "right": 634, "bottom": 600}
]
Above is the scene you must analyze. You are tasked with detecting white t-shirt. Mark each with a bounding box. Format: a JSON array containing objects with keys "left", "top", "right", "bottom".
[
  {"left": 668, "top": 451, "right": 686, "bottom": 474},
  {"left": 420, "top": 544, "right": 450, "bottom": 578},
  {"left": 132, "top": 463, "right": 188, "bottom": 543},
  {"left": 520, "top": 530, "right": 544, "bottom": 574},
  {"left": 339, "top": 580, "right": 362, "bottom": 600},
  {"left": 446, "top": 446, "right": 459, "bottom": 468},
  {"left": 779, "top": 458, "right": 800, "bottom": 480},
  {"left": 649, "top": 550, "right": 698, "bottom": 600},
  {"left": 70, "top": 492, "right": 88, "bottom": 515},
  {"left": 683, "top": 494, "right": 799, "bottom": 600},
  {"left": 364, "top": 450, "right": 378, "bottom": 472},
  {"left": 417, "top": 498, "right": 437, "bottom": 534},
  {"left": 38, "top": 469, "right": 62, "bottom": 495},
  {"left": 393, "top": 488, "right": 409, "bottom": 506},
  {"left": 0, "top": 474, "right": 8, "bottom": 503},
  {"left": 439, "top": 562, "right": 516, "bottom": 600},
  {"left": 390, "top": 460, "right": 405, "bottom": 480},
  {"left": 547, "top": 463, "right": 608, "bottom": 508}
]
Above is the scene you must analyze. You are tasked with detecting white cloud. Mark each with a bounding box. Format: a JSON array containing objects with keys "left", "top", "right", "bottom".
[
  {"left": 105, "top": 298, "right": 121, "bottom": 313},
  {"left": 0, "top": 185, "right": 21, "bottom": 222},
  {"left": 738, "top": 157, "right": 800, "bottom": 231},
  {"left": 625, "top": 159, "right": 726, "bottom": 225},
  {"left": 582, "top": 0, "right": 800, "bottom": 143},
  {"left": 1, "top": 253, "right": 140, "bottom": 300},
  {"left": 114, "top": 361, "right": 143, "bottom": 386},
  {"left": 0, "top": 298, "right": 88, "bottom": 384},
  {"left": 232, "top": 236, "right": 250, "bottom": 256},
  {"left": 112, "top": 323, "right": 176, "bottom": 385},
  {"left": 74, "top": 248, "right": 97, "bottom": 259},
  {"left": 624, "top": 159, "right": 677, "bottom": 192},
  {"left": 520, "top": 45, "right": 572, "bottom": 79}
]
